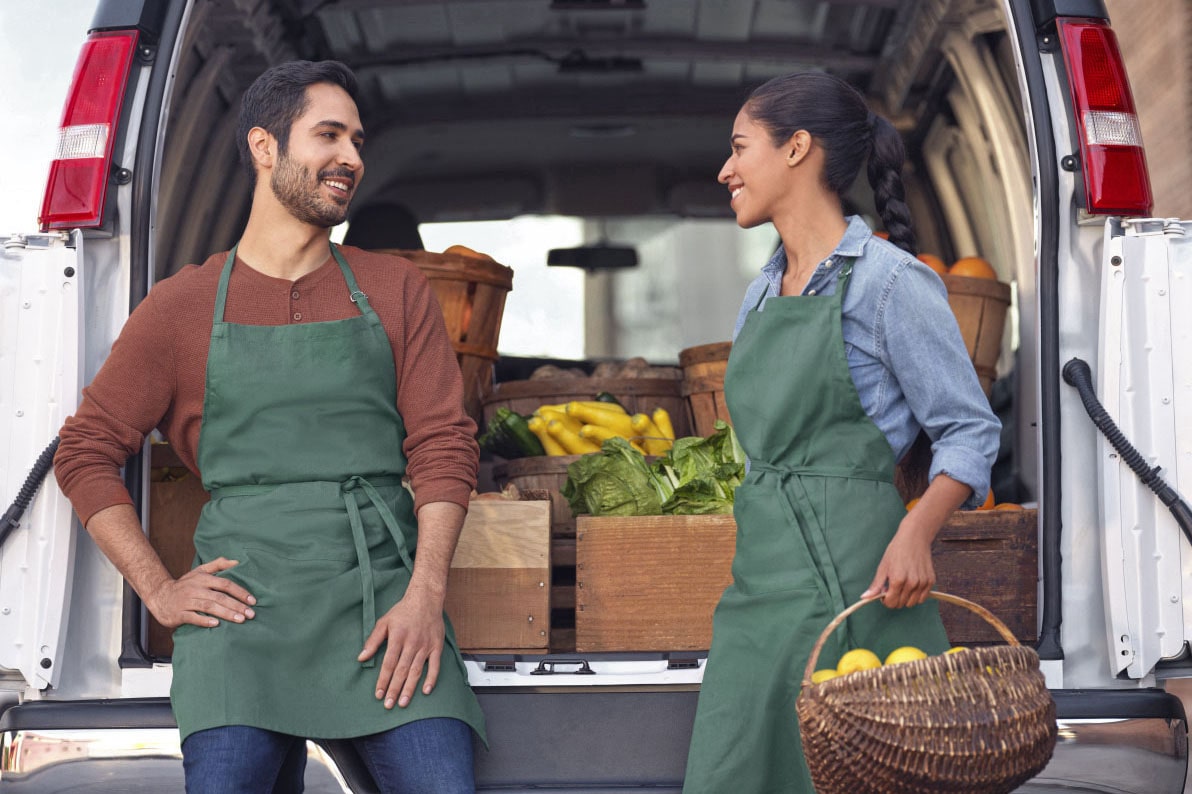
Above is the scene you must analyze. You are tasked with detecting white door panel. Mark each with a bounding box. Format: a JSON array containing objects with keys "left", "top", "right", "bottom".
[
  {"left": 0, "top": 232, "right": 85, "bottom": 691},
  {"left": 1097, "top": 219, "right": 1192, "bottom": 679}
]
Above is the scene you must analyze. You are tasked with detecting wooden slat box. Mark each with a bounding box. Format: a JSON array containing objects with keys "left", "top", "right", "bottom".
[
  {"left": 575, "top": 515, "right": 736, "bottom": 652},
  {"left": 933, "top": 508, "right": 1038, "bottom": 644},
  {"left": 446, "top": 499, "right": 551, "bottom": 654},
  {"left": 574, "top": 509, "right": 1038, "bottom": 653}
]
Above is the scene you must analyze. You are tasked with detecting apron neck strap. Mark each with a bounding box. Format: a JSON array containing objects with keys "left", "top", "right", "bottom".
[
  {"left": 329, "top": 243, "right": 374, "bottom": 314},
  {"left": 214, "top": 246, "right": 238, "bottom": 324},
  {"left": 213, "top": 242, "right": 372, "bottom": 323}
]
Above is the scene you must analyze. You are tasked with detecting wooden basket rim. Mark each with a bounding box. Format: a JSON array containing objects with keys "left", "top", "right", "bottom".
[
  {"left": 801, "top": 590, "right": 1019, "bottom": 685},
  {"left": 484, "top": 377, "right": 683, "bottom": 402},
  {"left": 941, "top": 273, "right": 1012, "bottom": 302},
  {"left": 679, "top": 341, "right": 732, "bottom": 367}
]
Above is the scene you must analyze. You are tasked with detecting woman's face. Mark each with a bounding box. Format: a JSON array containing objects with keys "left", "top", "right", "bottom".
[{"left": 718, "top": 108, "right": 792, "bottom": 229}]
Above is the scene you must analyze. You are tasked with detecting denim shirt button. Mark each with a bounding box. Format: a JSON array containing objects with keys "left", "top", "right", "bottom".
[{"left": 807, "top": 289, "right": 817, "bottom": 296}]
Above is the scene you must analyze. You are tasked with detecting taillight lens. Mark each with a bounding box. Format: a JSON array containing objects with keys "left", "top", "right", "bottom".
[
  {"left": 39, "top": 30, "right": 139, "bottom": 231},
  {"left": 1056, "top": 18, "right": 1152, "bottom": 216}
]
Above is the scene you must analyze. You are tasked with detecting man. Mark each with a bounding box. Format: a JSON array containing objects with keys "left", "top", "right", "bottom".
[{"left": 53, "top": 60, "right": 484, "bottom": 793}]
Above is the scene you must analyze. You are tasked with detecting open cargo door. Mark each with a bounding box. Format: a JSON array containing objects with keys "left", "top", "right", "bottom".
[
  {"left": 0, "top": 232, "right": 84, "bottom": 692},
  {"left": 1096, "top": 218, "right": 1192, "bottom": 679}
]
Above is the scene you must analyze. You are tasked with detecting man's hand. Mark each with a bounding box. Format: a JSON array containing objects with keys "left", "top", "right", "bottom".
[
  {"left": 358, "top": 589, "right": 444, "bottom": 709},
  {"left": 145, "top": 557, "right": 257, "bottom": 629}
]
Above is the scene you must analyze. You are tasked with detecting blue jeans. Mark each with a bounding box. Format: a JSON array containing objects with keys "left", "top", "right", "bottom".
[{"left": 181, "top": 718, "right": 476, "bottom": 793}]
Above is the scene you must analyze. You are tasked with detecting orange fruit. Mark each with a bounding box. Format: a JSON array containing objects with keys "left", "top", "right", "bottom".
[
  {"left": 978, "top": 490, "right": 995, "bottom": 510},
  {"left": 950, "top": 256, "right": 998, "bottom": 280},
  {"left": 443, "top": 244, "right": 494, "bottom": 261},
  {"left": 916, "top": 253, "right": 948, "bottom": 276},
  {"left": 994, "top": 502, "right": 1024, "bottom": 510}
]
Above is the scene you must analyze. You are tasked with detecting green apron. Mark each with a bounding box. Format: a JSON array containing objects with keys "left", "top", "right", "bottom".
[
  {"left": 170, "top": 243, "right": 486, "bottom": 744},
  {"left": 683, "top": 262, "right": 948, "bottom": 793}
]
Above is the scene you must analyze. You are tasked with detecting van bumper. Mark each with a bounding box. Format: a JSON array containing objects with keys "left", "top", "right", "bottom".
[{"left": 0, "top": 688, "right": 1187, "bottom": 792}]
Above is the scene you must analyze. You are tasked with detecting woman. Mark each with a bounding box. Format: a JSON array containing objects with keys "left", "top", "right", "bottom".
[{"left": 682, "top": 73, "right": 1001, "bottom": 792}]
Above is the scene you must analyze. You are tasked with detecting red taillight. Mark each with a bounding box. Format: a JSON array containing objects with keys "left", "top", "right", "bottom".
[
  {"left": 1056, "top": 18, "right": 1152, "bottom": 216},
  {"left": 39, "top": 30, "right": 139, "bottom": 232}
]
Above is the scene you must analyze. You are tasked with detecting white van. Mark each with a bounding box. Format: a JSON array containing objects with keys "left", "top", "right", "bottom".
[{"left": 2, "top": 0, "right": 1190, "bottom": 790}]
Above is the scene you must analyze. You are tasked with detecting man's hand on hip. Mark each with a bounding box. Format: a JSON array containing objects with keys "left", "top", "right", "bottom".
[{"left": 147, "top": 557, "right": 257, "bottom": 629}]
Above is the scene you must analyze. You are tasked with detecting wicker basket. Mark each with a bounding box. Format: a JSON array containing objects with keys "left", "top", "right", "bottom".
[{"left": 796, "top": 591, "right": 1056, "bottom": 794}]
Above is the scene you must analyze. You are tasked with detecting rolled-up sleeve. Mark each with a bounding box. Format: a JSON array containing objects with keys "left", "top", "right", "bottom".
[
  {"left": 878, "top": 262, "right": 1001, "bottom": 509},
  {"left": 395, "top": 268, "right": 479, "bottom": 512}
]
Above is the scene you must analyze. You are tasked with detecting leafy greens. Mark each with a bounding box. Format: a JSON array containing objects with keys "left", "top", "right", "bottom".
[{"left": 562, "top": 421, "right": 745, "bottom": 516}]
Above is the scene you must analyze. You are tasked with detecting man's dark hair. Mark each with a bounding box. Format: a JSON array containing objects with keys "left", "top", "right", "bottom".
[{"left": 236, "top": 60, "right": 359, "bottom": 183}]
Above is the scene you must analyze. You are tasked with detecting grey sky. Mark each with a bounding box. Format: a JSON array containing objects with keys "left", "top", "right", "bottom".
[{"left": 1, "top": 2, "right": 97, "bottom": 233}]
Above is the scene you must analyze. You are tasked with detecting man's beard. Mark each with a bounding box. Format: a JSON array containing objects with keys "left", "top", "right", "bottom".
[{"left": 270, "top": 152, "right": 351, "bottom": 228}]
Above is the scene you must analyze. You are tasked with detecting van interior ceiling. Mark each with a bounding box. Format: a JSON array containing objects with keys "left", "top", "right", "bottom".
[{"left": 155, "top": 1, "right": 1019, "bottom": 264}]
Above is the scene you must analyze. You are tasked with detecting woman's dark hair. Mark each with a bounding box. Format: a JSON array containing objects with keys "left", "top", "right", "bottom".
[
  {"left": 236, "top": 60, "right": 359, "bottom": 183},
  {"left": 745, "top": 72, "right": 917, "bottom": 255}
]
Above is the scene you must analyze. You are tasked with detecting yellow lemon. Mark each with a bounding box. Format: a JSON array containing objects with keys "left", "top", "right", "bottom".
[
  {"left": 884, "top": 646, "right": 928, "bottom": 665},
  {"left": 810, "top": 669, "right": 839, "bottom": 684},
  {"left": 944, "top": 646, "right": 968, "bottom": 655},
  {"left": 836, "top": 648, "right": 882, "bottom": 675}
]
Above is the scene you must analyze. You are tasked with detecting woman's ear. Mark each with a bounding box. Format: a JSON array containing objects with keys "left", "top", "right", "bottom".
[
  {"left": 248, "top": 127, "right": 275, "bottom": 171},
  {"left": 785, "top": 130, "right": 812, "bottom": 167}
]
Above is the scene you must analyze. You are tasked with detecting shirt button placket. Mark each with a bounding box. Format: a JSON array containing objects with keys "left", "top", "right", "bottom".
[{"left": 291, "top": 289, "right": 301, "bottom": 322}]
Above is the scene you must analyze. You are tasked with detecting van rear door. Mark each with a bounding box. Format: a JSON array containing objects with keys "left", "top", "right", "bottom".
[
  {"left": 1095, "top": 218, "right": 1192, "bottom": 680},
  {"left": 0, "top": 232, "right": 85, "bottom": 693}
]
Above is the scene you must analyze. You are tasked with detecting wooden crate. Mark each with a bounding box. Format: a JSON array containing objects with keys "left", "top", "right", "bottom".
[
  {"left": 446, "top": 498, "right": 551, "bottom": 653},
  {"left": 932, "top": 508, "right": 1038, "bottom": 644},
  {"left": 492, "top": 455, "right": 583, "bottom": 652},
  {"left": 575, "top": 515, "right": 736, "bottom": 652},
  {"left": 573, "top": 508, "right": 1038, "bottom": 652}
]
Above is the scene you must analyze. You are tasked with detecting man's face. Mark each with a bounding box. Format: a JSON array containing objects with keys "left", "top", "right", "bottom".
[{"left": 269, "top": 82, "right": 365, "bottom": 228}]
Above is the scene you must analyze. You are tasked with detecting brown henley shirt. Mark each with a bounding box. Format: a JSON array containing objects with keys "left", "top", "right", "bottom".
[{"left": 54, "top": 245, "right": 479, "bottom": 526}]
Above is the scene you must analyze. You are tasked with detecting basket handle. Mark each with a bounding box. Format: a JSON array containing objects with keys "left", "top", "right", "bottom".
[{"left": 800, "top": 590, "right": 1019, "bottom": 686}]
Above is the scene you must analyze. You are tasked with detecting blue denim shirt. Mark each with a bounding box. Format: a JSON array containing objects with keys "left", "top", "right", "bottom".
[{"left": 732, "top": 216, "right": 1001, "bottom": 509}]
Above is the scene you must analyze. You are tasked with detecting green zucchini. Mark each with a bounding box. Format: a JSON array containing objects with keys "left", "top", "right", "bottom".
[
  {"left": 479, "top": 407, "right": 545, "bottom": 458},
  {"left": 594, "top": 391, "right": 626, "bottom": 410}
]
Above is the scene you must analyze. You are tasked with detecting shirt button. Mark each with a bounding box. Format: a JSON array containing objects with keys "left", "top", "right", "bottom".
[
  {"left": 291, "top": 290, "right": 300, "bottom": 300},
  {"left": 293, "top": 312, "right": 302, "bottom": 321},
  {"left": 808, "top": 289, "right": 818, "bottom": 296}
]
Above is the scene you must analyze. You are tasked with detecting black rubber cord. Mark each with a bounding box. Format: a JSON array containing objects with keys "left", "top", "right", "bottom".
[
  {"left": 0, "top": 436, "right": 60, "bottom": 547},
  {"left": 1062, "top": 358, "right": 1192, "bottom": 546}
]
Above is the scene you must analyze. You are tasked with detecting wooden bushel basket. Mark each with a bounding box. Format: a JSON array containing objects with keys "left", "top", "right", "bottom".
[
  {"left": 941, "top": 274, "right": 1011, "bottom": 397},
  {"left": 796, "top": 592, "right": 1056, "bottom": 794},
  {"left": 377, "top": 249, "right": 513, "bottom": 422},
  {"left": 679, "top": 342, "right": 732, "bottom": 437}
]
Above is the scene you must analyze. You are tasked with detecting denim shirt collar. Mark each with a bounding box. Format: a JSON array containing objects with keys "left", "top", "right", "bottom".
[{"left": 759, "top": 215, "right": 872, "bottom": 296}]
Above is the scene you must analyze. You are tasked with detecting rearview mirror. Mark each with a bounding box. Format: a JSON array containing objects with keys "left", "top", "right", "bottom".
[{"left": 547, "top": 245, "right": 638, "bottom": 270}]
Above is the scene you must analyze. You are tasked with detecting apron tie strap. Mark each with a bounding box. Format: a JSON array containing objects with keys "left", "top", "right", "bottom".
[
  {"left": 747, "top": 463, "right": 865, "bottom": 648},
  {"left": 341, "top": 475, "right": 416, "bottom": 669}
]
